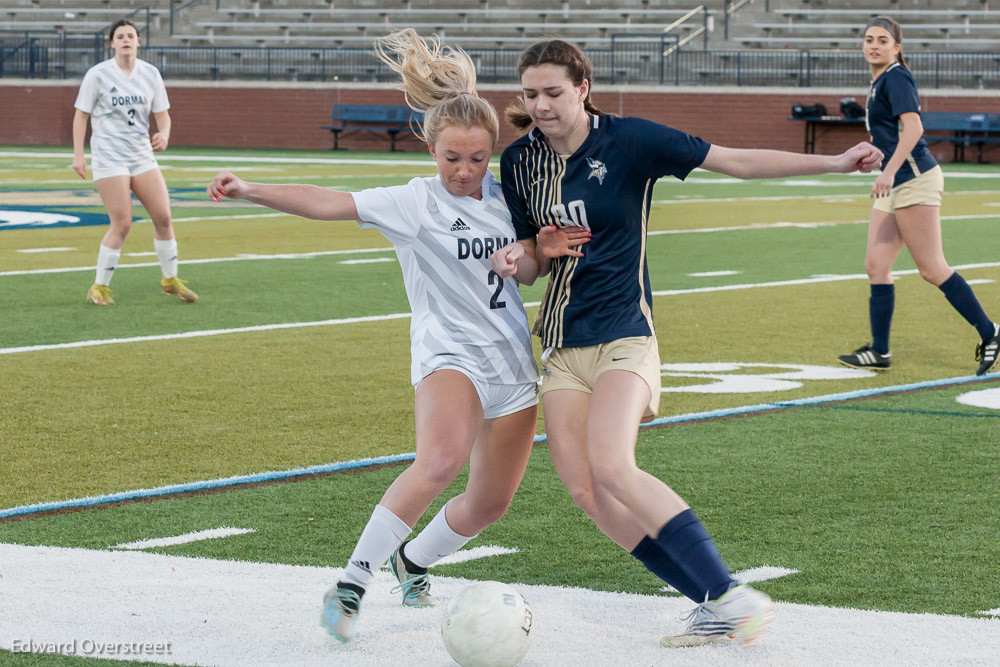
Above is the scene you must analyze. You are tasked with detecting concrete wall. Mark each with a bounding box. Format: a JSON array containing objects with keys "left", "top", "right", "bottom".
[{"left": 2, "top": 80, "right": 998, "bottom": 162}]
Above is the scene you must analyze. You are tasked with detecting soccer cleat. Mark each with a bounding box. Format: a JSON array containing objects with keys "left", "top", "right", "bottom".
[
  {"left": 660, "top": 599, "right": 735, "bottom": 648},
  {"left": 975, "top": 323, "right": 1000, "bottom": 376},
  {"left": 838, "top": 344, "right": 891, "bottom": 370},
  {"left": 705, "top": 584, "right": 774, "bottom": 648},
  {"left": 87, "top": 283, "right": 115, "bottom": 306},
  {"left": 389, "top": 541, "right": 435, "bottom": 607},
  {"left": 320, "top": 582, "right": 363, "bottom": 642},
  {"left": 161, "top": 276, "right": 198, "bottom": 303}
]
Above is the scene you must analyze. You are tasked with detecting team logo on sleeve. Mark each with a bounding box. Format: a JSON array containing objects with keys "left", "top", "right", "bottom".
[{"left": 586, "top": 157, "right": 607, "bottom": 185}]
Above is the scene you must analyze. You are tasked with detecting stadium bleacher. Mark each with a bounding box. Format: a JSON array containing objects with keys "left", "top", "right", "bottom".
[{"left": 0, "top": 0, "right": 997, "bottom": 86}]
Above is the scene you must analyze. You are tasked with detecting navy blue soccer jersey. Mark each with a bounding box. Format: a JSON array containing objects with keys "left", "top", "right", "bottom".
[
  {"left": 866, "top": 63, "right": 937, "bottom": 187},
  {"left": 500, "top": 114, "right": 710, "bottom": 348}
]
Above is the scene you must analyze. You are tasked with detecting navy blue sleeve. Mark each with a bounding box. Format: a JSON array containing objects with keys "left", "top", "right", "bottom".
[
  {"left": 500, "top": 145, "right": 538, "bottom": 241},
  {"left": 886, "top": 69, "right": 921, "bottom": 118},
  {"left": 612, "top": 116, "right": 711, "bottom": 181}
]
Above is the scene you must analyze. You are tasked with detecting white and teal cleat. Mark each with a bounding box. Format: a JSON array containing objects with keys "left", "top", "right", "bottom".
[
  {"left": 320, "top": 582, "right": 363, "bottom": 642},
  {"left": 388, "top": 541, "right": 435, "bottom": 607}
]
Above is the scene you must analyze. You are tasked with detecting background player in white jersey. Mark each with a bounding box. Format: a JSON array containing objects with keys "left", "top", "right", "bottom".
[
  {"left": 73, "top": 18, "right": 197, "bottom": 306},
  {"left": 492, "top": 38, "right": 883, "bottom": 650},
  {"left": 207, "top": 29, "right": 577, "bottom": 644}
]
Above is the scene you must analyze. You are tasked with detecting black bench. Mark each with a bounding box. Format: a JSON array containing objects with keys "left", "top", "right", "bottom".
[
  {"left": 921, "top": 111, "right": 1000, "bottom": 164},
  {"left": 321, "top": 104, "right": 424, "bottom": 151}
]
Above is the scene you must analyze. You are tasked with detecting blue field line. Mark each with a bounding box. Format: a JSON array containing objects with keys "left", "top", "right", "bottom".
[
  {"left": 639, "top": 373, "right": 999, "bottom": 430},
  {"left": 2, "top": 375, "right": 996, "bottom": 520}
]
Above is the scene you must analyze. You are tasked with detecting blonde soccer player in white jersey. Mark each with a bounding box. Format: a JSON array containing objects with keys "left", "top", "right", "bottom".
[
  {"left": 208, "top": 29, "right": 583, "bottom": 643},
  {"left": 73, "top": 18, "right": 197, "bottom": 305}
]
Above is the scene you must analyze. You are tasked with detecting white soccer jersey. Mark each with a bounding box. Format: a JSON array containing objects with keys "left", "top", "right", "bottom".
[
  {"left": 74, "top": 58, "right": 169, "bottom": 169},
  {"left": 352, "top": 170, "right": 539, "bottom": 387}
]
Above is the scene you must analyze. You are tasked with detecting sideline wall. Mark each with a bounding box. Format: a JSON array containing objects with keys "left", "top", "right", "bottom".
[{"left": 2, "top": 82, "right": 999, "bottom": 162}]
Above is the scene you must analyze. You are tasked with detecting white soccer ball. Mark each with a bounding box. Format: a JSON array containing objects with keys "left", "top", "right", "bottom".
[{"left": 441, "top": 581, "right": 535, "bottom": 667}]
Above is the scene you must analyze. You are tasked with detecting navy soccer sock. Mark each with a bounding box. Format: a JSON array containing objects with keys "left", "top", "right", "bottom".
[
  {"left": 869, "top": 283, "right": 895, "bottom": 355},
  {"left": 653, "top": 509, "right": 735, "bottom": 601},
  {"left": 631, "top": 536, "right": 705, "bottom": 602},
  {"left": 939, "top": 272, "right": 995, "bottom": 340}
]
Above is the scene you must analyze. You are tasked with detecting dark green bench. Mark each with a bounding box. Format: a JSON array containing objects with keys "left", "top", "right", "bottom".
[{"left": 321, "top": 104, "right": 424, "bottom": 151}]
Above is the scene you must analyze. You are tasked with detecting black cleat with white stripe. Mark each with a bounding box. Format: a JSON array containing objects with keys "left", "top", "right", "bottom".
[
  {"left": 975, "top": 323, "right": 1000, "bottom": 376},
  {"left": 838, "top": 344, "right": 891, "bottom": 370}
]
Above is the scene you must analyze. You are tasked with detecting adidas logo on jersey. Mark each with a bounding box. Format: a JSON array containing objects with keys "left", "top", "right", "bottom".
[
  {"left": 450, "top": 218, "right": 471, "bottom": 232},
  {"left": 110, "top": 86, "right": 118, "bottom": 93}
]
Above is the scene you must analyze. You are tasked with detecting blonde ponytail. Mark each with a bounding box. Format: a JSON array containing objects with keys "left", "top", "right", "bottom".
[{"left": 375, "top": 29, "right": 499, "bottom": 146}]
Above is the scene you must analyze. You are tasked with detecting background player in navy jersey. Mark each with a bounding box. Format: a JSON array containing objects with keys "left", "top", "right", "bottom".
[
  {"left": 837, "top": 16, "right": 999, "bottom": 375},
  {"left": 491, "top": 39, "right": 883, "bottom": 650},
  {"left": 208, "top": 29, "right": 583, "bottom": 644},
  {"left": 73, "top": 19, "right": 197, "bottom": 306}
]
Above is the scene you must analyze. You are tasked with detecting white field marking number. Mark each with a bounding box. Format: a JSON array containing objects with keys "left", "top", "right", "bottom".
[{"left": 661, "top": 363, "right": 875, "bottom": 394}]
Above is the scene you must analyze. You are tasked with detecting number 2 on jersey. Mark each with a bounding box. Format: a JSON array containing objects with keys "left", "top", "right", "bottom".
[{"left": 487, "top": 270, "right": 506, "bottom": 310}]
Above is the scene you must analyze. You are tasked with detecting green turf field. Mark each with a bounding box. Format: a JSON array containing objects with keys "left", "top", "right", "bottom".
[{"left": 2, "top": 147, "right": 999, "bottom": 666}]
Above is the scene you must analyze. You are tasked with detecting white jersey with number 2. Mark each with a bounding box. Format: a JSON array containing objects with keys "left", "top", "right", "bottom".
[
  {"left": 74, "top": 58, "right": 169, "bottom": 170},
  {"left": 352, "top": 170, "right": 539, "bottom": 387}
]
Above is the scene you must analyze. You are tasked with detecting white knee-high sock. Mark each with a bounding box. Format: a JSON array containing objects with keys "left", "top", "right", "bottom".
[
  {"left": 95, "top": 244, "right": 120, "bottom": 286},
  {"left": 340, "top": 504, "right": 412, "bottom": 589},
  {"left": 404, "top": 501, "right": 477, "bottom": 569},
  {"left": 154, "top": 238, "right": 178, "bottom": 279}
]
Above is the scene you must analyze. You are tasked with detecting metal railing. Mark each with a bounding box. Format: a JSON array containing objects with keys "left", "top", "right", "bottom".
[{"left": 2, "top": 36, "right": 998, "bottom": 89}]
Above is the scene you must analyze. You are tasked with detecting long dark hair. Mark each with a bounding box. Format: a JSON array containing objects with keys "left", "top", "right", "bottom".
[
  {"left": 107, "top": 19, "right": 139, "bottom": 46},
  {"left": 504, "top": 39, "right": 604, "bottom": 131},
  {"left": 865, "top": 16, "right": 907, "bottom": 68}
]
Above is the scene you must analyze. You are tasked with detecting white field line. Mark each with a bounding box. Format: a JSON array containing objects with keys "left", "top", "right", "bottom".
[
  {"left": 0, "top": 246, "right": 394, "bottom": 277},
  {"left": 688, "top": 270, "right": 740, "bottom": 277},
  {"left": 339, "top": 257, "right": 396, "bottom": 265},
  {"left": 5, "top": 262, "right": 1000, "bottom": 356},
  {"left": 979, "top": 608, "right": 1000, "bottom": 616},
  {"left": 112, "top": 527, "right": 255, "bottom": 551},
  {"left": 7, "top": 212, "right": 997, "bottom": 278},
  {"left": 16, "top": 247, "right": 75, "bottom": 253},
  {"left": 652, "top": 189, "right": 1000, "bottom": 204},
  {"left": 2, "top": 542, "right": 998, "bottom": 667},
  {"left": 430, "top": 545, "right": 519, "bottom": 567},
  {"left": 663, "top": 566, "right": 799, "bottom": 593},
  {"left": 0, "top": 313, "right": 412, "bottom": 355},
  {"left": 0, "top": 150, "right": 437, "bottom": 167}
]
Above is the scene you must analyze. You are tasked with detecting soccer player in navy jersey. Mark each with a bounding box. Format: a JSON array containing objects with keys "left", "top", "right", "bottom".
[
  {"left": 491, "top": 39, "right": 884, "bottom": 649},
  {"left": 73, "top": 19, "right": 197, "bottom": 305},
  {"left": 837, "top": 16, "right": 998, "bottom": 375}
]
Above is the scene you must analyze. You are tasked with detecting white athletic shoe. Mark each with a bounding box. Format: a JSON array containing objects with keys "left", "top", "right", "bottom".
[
  {"left": 388, "top": 541, "right": 435, "bottom": 607},
  {"left": 660, "top": 600, "right": 735, "bottom": 648},
  {"left": 320, "top": 583, "right": 362, "bottom": 642},
  {"left": 706, "top": 584, "right": 774, "bottom": 648}
]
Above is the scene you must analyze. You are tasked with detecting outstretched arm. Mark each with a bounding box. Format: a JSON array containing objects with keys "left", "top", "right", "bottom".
[
  {"left": 208, "top": 171, "right": 359, "bottom": 221},
  {"left": 700, "top": 141, "right": 884, "bottom": 179}
]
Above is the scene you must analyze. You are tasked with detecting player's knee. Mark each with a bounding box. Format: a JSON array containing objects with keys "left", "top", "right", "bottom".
[
  {"left": 466, "top": 497, "right": 510, "bottom": 527},
  {"left": 864, "top": 258, "right": 889, "bottom": 281},
  {"left": 415, "top": 455, "right": 465, "bottom": 490},
  {"left": 919, "top": 265, "right": 949, "bottom": 285},
  {"left": 565, "top": 485, "right": 600, "bottom": 518},
  {"left": 589, "top": 458, "right": 632, "bottom": 495}
]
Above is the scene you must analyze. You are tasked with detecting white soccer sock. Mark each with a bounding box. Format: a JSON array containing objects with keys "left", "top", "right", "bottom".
[
  {"left": 404, "top": 501, "right": 477, "bottom": 569},
  {"left": 154, "top": 238, "right": 179, "bottom": 279},
  {"left": 94, "top": 244, "right": 121, "bottom": 286},
  {"left": 340, "top": 504, "right": 412, "bottom": 590}
]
